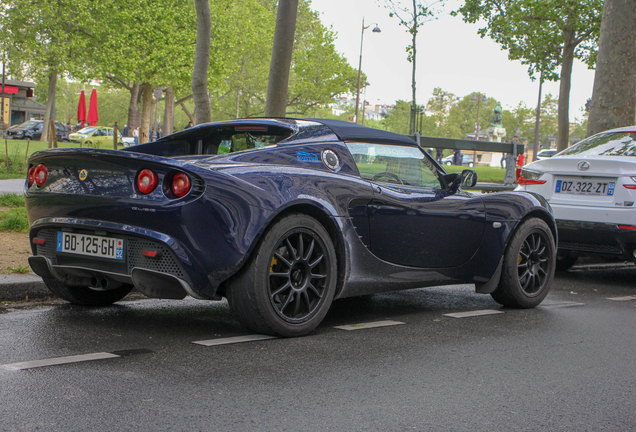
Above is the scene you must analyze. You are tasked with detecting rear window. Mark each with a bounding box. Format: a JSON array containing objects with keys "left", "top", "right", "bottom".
[{"left": 560, "top": 132, "right": 636, "bottom": 157}]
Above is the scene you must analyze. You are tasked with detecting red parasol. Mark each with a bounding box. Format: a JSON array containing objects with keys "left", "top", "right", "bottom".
[
  {"left": 77, "top": 90, "right": 86, "bottom": 128},
  {"left": 87, "top": 88, "right": 99, "bottom": 126}
]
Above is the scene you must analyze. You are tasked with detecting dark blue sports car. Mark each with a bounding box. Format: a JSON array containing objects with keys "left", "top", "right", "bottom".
[{"left": 25, "top": 118, "right": 557, "bottom": 336}]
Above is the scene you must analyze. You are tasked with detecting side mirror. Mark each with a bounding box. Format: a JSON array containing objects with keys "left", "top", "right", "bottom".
[
  {"left": 460, "top": 169, "right": 478, "bottom": 188},
  {"left": 443, "top": 169, "right": 478, "bottom": 193}
]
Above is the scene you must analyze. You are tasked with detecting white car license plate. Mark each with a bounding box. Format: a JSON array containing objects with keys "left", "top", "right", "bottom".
[
  {"left": 56, "top": 232, "right": 124, "bottom": 260},
  {"left": 555, "top": 178, "right": 615, "bottom": 196}
]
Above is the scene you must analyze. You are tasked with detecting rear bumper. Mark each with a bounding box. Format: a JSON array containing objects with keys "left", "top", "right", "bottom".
[
  {"left": 556, "top": 219, "right": 636, "bottom": 261},
  {"left": 29, "top": 219, "right": 221, "bottom": 300}
]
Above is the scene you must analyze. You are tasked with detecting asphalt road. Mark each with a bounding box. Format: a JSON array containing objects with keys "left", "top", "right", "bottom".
[{"left": 1, "top": 266, "right": 635, "bottom": 432}]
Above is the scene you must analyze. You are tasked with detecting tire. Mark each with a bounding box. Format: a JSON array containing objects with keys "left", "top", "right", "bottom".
[
  {"left": 555, "top": 252, "right": 578, "bottom": 271},
  {"left": 43, "top": 278, "right": 133, "bottom": 306},
  {"left": 445, "top": 161, "right": 452, "bottom": 166},
  {"left": 226, "top": 214, "right": 337, "bottom": 337},
  {"left": 468, "top": 162, "right": 474, "bottom": 167},
  {"left": 490, "top": 218, "right": 555, "bottom": 308}
]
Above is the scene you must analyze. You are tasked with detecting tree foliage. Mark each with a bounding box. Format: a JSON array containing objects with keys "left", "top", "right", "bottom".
[{"left": 454, "top": 0, "right": 603, "bottom": 151}]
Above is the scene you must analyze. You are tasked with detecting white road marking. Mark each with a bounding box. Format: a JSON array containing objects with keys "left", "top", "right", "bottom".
[
  {"left": 538, "top": 301, "right": 585, "bottom": 309},
  {"left": 192, "top": 334, "right": 278, "bottom": 346},
  {"left": 443, "top": 309, "right": 505, "bottom": 318},
  {"left": 0, "top": 352, "right": 120, "bottom": 371},
  {"left": 607, "top": 296, "right": 636, "bottom": 301},
  {"left": 334, "top": 320, "right": 405, "bottom": 331}
]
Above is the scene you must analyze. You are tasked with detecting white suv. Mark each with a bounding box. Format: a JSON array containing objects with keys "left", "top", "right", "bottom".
[{"left": 516, "top": 126, "right": 636, "bottom": 270}]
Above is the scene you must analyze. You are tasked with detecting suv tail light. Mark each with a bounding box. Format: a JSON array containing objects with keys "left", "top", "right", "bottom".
[
  {"left": 518, "top": 168, "right": 546, "bottom": 185},
  {"left": 137, "top": 169, "right": 158, "bottom": 194}
]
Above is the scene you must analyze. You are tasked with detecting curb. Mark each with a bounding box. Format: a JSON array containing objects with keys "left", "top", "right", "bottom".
[{"left": 0, "top": 273, "right": 50, "bottom": 302}]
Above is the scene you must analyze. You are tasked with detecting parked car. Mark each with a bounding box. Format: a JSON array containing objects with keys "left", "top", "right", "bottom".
[
  {"left": 441, "top": 153, "right": 475, "bottom": 167},
  {"left": 516, "top": 125, "right": 636, "bottom": 270},
  {"left": 537, "top": 149, "right": 557, "bottom": 160},
  {"left": 69, "top": 126, "right": 122, "bottom": 147},
  {"left": 6, "top": 120, "right": 69, "bottom": 141},
  {"left": 121, "top": 137, "right": 136, "bottom": 146},
  {"left": 25, "top": 118, "right": 556, "bottom": 337}
]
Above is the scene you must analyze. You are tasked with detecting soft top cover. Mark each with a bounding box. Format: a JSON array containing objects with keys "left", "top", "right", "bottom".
[{"left": 306, "top": 118, "right": 418, "bottom": 146}]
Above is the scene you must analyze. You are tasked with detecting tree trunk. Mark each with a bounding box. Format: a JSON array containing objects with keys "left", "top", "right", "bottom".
[
  {"left": 409, "top": 0, "right": 417, "bottom": 135},
  {"left": 265, "top": 0, "right": 298, "bottom": 117},
  {"left": 587, "top": 0, "right": 636, "bottom": 136},
  {"left": 162, "top": 86, "right": 175, "bottom": 136},
  {"left": 192, "top": 0, "right": 211, "bottom": 125},
  {"left": 140, "top": 83, "right": 153, "bottom": 144},
  {"left": 127, "top": 82, "right": 141, "bottom": 130},
  {"left": 42, "top": 69, "right": 57, "bottom": 145},
  {"left": 556, "top": 26, "right": 575, "bottom": 152}
]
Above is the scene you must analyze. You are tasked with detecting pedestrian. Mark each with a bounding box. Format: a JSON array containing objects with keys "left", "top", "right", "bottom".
[
  {"left": 435, "top": 148, "right": 443, "bottom": 163},
  {"left": 500, "top": 153, "right": 507, "bottom": 169},
  {"left": 150, "top": 129, "right": 156, "bottom": 142},
  {"left": 132, "top": 127, "right": 139, "bottom": 145},
  {"left": 185, "top": 121, "right": 193, "bottom": 130},
  {"left": 122, "top": 123, "right": 129, "bottom": 137},
  {"left": 453, "top": 149, "right": 462, "bottom": 165}
]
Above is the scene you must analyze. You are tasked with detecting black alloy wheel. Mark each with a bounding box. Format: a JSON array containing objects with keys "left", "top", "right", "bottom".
[
  {"left": 227, "top": 214, "right": 337, "bottom": 337},
  {"left": 269, "top": 229, "right": 329, "bottom": 323},
  {"left": 516, "top": 230, "right": 551, "bottom": 296},
  {"left": 491, "top": 218, "right": 556, "bottom": 308}
]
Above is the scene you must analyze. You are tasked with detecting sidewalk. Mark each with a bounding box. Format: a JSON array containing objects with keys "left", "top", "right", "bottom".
[
  {"left": 0, "top": 179, "right": 25, "bottom": 195},
  {"left": 0, "top": 273, "right": 49, "bottom": 301}
]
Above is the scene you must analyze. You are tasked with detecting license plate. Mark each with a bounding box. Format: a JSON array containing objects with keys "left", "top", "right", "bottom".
[
  {"left": 56, "top": 232, "right": 124, "bottom": 260},
  {"left": 555, "top": 178, "right": 615, "bottom": 196}
]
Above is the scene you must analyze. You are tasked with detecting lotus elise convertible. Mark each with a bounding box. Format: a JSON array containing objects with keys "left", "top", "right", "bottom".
[{"left": 25, "top": 118, "right": 557, "bottom": 336}]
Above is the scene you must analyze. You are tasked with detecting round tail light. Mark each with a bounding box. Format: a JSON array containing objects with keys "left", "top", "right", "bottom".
[
  {"left": 172, "top": 173, "right": 191, "bottom": 198},
  {"left": 27, "top": 166, "right": 36, "bottom": 187},
  {"left": 34, "top": 164, "right": 48, "bottom": 187},
  {"left": 137, "top": 169, "right": 158, "bottom": 194}
]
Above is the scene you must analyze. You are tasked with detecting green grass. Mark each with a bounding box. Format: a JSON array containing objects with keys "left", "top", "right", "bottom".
[
  {"left": 444, "top": 165, "right": 506, "bottom": 183},
  {"left": 0, "top": 207, "right": 28, "bottom": 233},
  {"left": 0, "top": 139, "right": 90, "bottom": 179},
  {"left": 0, "top": 193, "right": 25, "bottom": 207},
  {"left": 0, "top": 193, "right": 28, "bottom": 233}
]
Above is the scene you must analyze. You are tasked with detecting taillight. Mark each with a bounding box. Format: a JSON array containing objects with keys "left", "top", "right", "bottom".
[
  {"left": 518, "top": 168, "right": 546, "bottom": 185},
  {"left": 171, "top": 173, "right": 191, "bottom": 198},
  {"left": 623, "top": 185, "right": 636, "bottom": 190},
  {"left": 34, "top": 164, "right": 48, "bottom": 187},
  {"left": 137, "top": 169, "right": 158, "bottom": 194},
  {"left": 27, "top": 166, "right": 36, "bottom": 187},
  {"left": 618, "top": 225, "right": 636, "bottom": 230}
]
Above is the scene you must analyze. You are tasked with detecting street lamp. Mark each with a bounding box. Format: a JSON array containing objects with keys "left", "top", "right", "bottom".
[{"left": 355, "top": 18, "right": 381, "bottom": 124}]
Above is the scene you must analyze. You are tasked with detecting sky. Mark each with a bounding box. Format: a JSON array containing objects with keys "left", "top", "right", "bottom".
[{"left": 308, "top": 0, "right": 597, "bottom": 122}]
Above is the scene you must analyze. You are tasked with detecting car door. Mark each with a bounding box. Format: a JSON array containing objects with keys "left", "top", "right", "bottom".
[{"left": 346, "top": 142, "right": 486, "bottom": 269}]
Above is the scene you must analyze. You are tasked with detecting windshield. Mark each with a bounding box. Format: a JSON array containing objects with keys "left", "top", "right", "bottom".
[
  {"left": 77, "top": 127, "right": 97, "bottom": 134},
  {"left": 559, "top": 132, "right": 636, "bottom": 157}
]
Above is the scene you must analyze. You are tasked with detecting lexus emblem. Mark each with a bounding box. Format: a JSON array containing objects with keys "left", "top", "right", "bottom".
[{"left": 577, "top": 161, "right": 590, "bottom": 171}]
